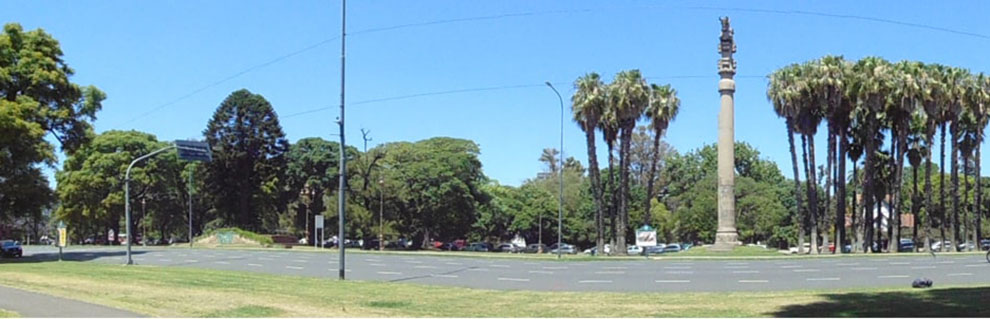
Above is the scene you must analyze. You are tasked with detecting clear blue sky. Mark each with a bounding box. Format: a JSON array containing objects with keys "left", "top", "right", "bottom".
[{"left": 5, "top": 1, "right": 989, "bottom": 187}]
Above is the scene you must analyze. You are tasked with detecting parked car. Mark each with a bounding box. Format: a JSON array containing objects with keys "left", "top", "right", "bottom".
[
  {"left": 441, "top": 242, "right": 460, "bottom": 251},
  {"left": 931, "top": 241, "right": 953, "bottom": 252},
  {"left": 1, "top": 240, "right": 22, "bottom": 258},
  {"left": 493, "top": 243, "right": 520, "bottom": 253},
  {"left": 662, "top": 243, "right": 682, "bottom": 253},
  {"left": 548, "top": 243, "right": 576, "bottom": 254},
  {"left": 898, "top": 239, "right": 915, "bottom": 252},
  {"left": 465, "top": 242, "right": 491, "bottom": 252},
  {"left": 643, "top": 245, "right": 665, "bottom": 255},
  {"left": 981, "top": 239, "right": 990, "bottom": 251},
  {"left": 524, "top": 243, "right": 548, "bottom": 254},
  {"left": 680, "top": 243, "right": 693, "bottom": 251},
  {"left": 626, "top": 245, "right": 643, "bottom": 255},
  {"left": 958, "top": 241, "right": 976, "bottom": 251},
  {"left": 582, "top": 244, "right": 612, "bottom": 255}
]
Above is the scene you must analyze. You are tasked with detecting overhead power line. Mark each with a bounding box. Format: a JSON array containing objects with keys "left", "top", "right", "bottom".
[{"left": 115, "top": 5, "right": 987, "bottom": 127}]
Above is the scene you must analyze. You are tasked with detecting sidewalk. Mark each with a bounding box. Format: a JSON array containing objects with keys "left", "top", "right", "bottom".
[{"left": 0, "top": 285, "right": 142, "bottom": 318}]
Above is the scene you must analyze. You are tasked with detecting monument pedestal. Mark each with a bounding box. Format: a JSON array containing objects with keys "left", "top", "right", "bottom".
[{"left": 711, "top": 230, "right": 741, "bottom": 251}]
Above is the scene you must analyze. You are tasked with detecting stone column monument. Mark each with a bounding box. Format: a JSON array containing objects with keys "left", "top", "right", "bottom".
[{"left": 712, "top": 17, "right": 741, "bottom": 251}]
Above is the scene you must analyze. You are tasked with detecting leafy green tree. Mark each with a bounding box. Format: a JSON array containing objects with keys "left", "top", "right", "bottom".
[
  {"left": 285, "top": 137, "right": 355, "bottom": 241},
  {"left": 1, "top": 23, "right": 105, "bottom": 224},
  {"left": 202, "top": 89, "right": 289, "bottom": 232}
]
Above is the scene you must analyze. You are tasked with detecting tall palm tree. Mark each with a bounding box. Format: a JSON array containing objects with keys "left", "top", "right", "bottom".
[
  {"left": 889, "top": 61, "right": 924, "bottom": 252},
  {"left": 608, "top": 70, "right": 650, "bottom": 255},
  {"left": 921, "top": 63, "right": 944, "bottom": 252},
  {"left": 571, "top": 73, "right": 608, "bottom": 255},
  {"left": 769, "top": 65, "right": 807, "bottom": 253},
  {"left": 813, "top": 55, "right": 852, "bottom": 253},
  {"left": 539, "top": 148, "right": 560, "bottom": 174},
  {"left": 599, "top": 98, "right": 619, "bottom": 249},
  {"left": 643, "top": 83, "right": 679, "bottom": 225},
  {"left": 848, "top": 121, "right": 865, "bottom": 252},
  {"left": 851, "top": 56, "right": 893, "bottom": 253},
  {"left": 906, "top": 111, "right": 927, "bottom": 251},
  {"left": 794, "top": 62, "right": 823, "bottom": 254},
  {"left": 945, "top": 67, "right": 970, "bottom": 252},
  {"left": 973, "top": 74, "right": 990, "bottom": 243}
]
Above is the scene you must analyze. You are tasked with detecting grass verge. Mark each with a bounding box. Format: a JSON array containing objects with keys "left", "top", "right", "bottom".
[
  {"left": 1, "top": 261, "right": 989, "bottom": 317},
  {"left": 0, "top": 309, "right": 17, "bottom": 318}
]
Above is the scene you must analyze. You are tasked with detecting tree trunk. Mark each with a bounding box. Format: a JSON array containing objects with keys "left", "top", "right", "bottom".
[
  {"left": 607, "top": 142, "right": 617, "bottom": 253},
  {"left": 912, "top": 162, "right": 920, "bottom": 251},
  {"left": 852, "top": 163, "right": 860, "bottom": 252},
  {"left": 837, "top": 128, "right": 848, "bottom": 254},
  {"left": 950, "top": 121, "right": 960, "bottom": 253},
  {"left": 940, "top": 123, "right": 947, "bottom": 250},
  {"left": 925, "top": 127, "right": 935, "bottom": 253},
  {"left": 787, "top": 120, "right": 806, "bottom": 254},
  {"left": 643, "top": 130, "right": 662, "bottom": 226},
  {"left": 863, "top": 120, "right": 876, "bottom": 254},
  {"left": 806, "top": 133, "right": 820, "bottom": 255},
  {"left": 977, "top": 142, "right": 983, "bottom": 246},
  {"left": 823, "top": 129, "right": 834, "bottom": 253},
  {"left": 616, "top": 124, "right": 634, "bottom": 255},
  {"left": 892, "top": 130, "right": 907, "bottom": 253},
  {"left": 584, "top": 126, "right": 606, "bottom": 256},
  {"left": 963, "top": 152, "right": 971, "bottom": 251}
]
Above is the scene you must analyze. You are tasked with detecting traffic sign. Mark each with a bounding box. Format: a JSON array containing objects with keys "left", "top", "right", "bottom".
[
  {"left": 175, "top": 140, "right": 212, "bottom": 162},
  {"left": 315, "top": 215, "right": 324, "bottom": 229}
]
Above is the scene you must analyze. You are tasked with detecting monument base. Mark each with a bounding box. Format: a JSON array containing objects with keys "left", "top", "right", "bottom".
[{"left": 710, "top": 231, "right": 741, "bottom": 252}]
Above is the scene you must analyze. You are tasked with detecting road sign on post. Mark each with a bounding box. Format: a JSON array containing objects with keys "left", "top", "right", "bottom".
[
  {"left": 315, "top": 215, "right": 324, "bottom": 249},
  {"left": 175, "top": 140, "right": 212, "bottom": 162},
  {"left": 57, "top": 221, "right": 66, "bottom": 261}
]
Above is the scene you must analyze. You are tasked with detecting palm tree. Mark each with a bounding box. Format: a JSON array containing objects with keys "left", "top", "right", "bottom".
[
  {"left": 906, "top": 111, "right": 927, "bottom": 251},
  {"left": 848, "top": 121, "right": 865, "bottom": 252},
  {"left": 812, "top": 55, "right": 853, "bottom": 253},
  {"left": 851, "top": 56, "right": 893, "bottom": 253},
  {"left": 921, "top": 63, "right": 944, "bottom": 252},
  {"left": 769, "top": 65, "right": 807, "bottom": 253},
  {"left": 945, "top": 67, "right": 970, "bottom": 252},
  {"left": 608, "top": 70, "right": 650, "bottom": 254},
  {"left": 888, "top": 61, "right": 924, "bottom": 252},
  {"left": 599, "top": 96, "right": 620, "bottom": 250},
  {"left": 571, "top": 73, "right": 608, "bottom": 255},
  {"left": 643, "top": 83, "right": 679, "bottom": 225},
  {"left": 973, "top": 74, "right": 990, "bottom": 243},
  {"left": 539, "top": 148, "right": 560, "bottom": 174},
  {"left": 794, "top": 62, "right": 823, "bottom": 254}
]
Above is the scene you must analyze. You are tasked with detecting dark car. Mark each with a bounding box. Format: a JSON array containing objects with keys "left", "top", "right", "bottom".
[
  {"left": 981, "top": 239, "right": 990, "bottom": 251},
  {"left": 441, "top": 242, "right": 460, "bottom": 251},
  {"left": 898, "top": 239, "right": 915, "bottom": 252},
  {"left": 1, "top": 240, "right": 22, "bottom": 258},
  {"left": 525, "top": 243, "right": 548, "bottom": 254},
  {"left": 494, "top": 243, "right": 522, "bottom": 253},
  {"left": 643, "top": 245, "right": 666, "bottom": 255},
  {"left": 548, "top": 243, "right": 577, "bottom": 254},
  {"left": 464, "top": 242, "right": 491, "bottom": 252}
]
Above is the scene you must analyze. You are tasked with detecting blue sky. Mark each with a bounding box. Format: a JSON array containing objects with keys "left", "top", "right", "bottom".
[{"left": 5, "top": 1, "right": 990, "bottom": 187}]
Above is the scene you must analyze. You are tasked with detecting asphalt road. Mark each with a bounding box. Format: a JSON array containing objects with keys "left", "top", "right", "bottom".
[
  {"left": 0, "top": 285, "right": 142, "bottom": 318},
  {"left": 14, "top": 245, "right": 990, "bottom": 292}
]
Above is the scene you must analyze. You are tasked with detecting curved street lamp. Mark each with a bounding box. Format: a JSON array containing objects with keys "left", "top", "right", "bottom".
[{"left": 546, "top": 81, "right": 564, "bottom": 259}]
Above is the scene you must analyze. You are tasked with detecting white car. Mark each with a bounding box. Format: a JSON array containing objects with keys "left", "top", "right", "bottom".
[
  {"left": 627, "top": 245, "right": 643, "bottom": 255},
  {"left": 582, "top": 244, "right": 612, "bottom": 255}
]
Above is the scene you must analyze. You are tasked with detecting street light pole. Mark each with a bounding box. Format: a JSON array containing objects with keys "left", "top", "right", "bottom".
[
  {"left": 546, "top": 82, "right": 564, "bottom": 259},
  {"left": 125, "top": 145, "right": 175, "bottom": 265},
  {"left": 379, "top": 178, "right": 384, "bottom": 251},
  {"left": 337, "top": 0, "right": 347, "bottom": 281}
]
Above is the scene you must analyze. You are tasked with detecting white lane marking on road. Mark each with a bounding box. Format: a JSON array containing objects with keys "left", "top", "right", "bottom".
[
  {"left": 793, "top": 269, "right": 820, "bottom": 272},
  {"left": 725, "top": 266, "right": 750, "bottom": 269},
  {"left": 807, "top": 277, "right": 840, "bottom": 281},
  {"left": 937, "top": 261, "right": 955, "bottom": 264},
  {"left": 781, "top": 265, "right": 802, "bottom": 269},
  {"left": 490, "top": 264, "right": 510, "bottom": 268},
  {"left": 947, "top": 273, "right": 973, "bottom": 276},
  {"left": 247, "top": 263, "right": 262, "bottom": 267},
  {"left": 664, "top": 266, "right": 691, "bottom": 270},
  {"left": 159, "top": 259, "right": 172, "bottom": 262},
  {"left": 497, "top": 277, "right": 530, "bottom": 282},
  {"left": 369, "top": 263, "right": 386, "bottom": 267},
  {"left": 738, "top": 280, "right": 769, "bottom": 283},
  {"left": 185, "top": 259, "right": 198, "bottom": 263},
  {"left": 431, "top": 274, "right": 458, "bottom": 278},
  {"left": 837, "top": 262, "right": 860, "bottom": 266},
  {"left": 579, "top": 280, "right": 612, "bottom": 284},
  {"left": 889, "top": 262, "right": 911, "bottom": 265},
  {"left": 851, "top": 267, "right": 878, "bottom": 271},
  {"left": 214, "top": 261, "right": 230, "bottom": 264},
  {"left": 665, "top": 271, "right": 694, "bottom": 274},
  {"left": 414, "top": 265, "right": 438, "bottom": 269},
  {"left": 292, "top": 259, "right": 307, "bottom": 263},
  {"left": 964, "top": 264, "right": 984, "bottom": 267},
  {"left": 468, "top": 268, "right": 490, "bottom": 272},
  {"left": 286, "top": 266, "right": 304, "bottom": 270},
  {"left": 445, "top": 262, "right": 463, "bottom": 266},
  {"left": 406, "top": 260, "right": 423, "bottom": 264},
  {"left": 377, "top": 271, "right": 402, "bottom": 275},
  {"left": 594, "top": 271, "right": 626, "bottom": 274},
  {"left": 529, "top": 270, "right": 553, "bottom": 274},
  {"left": 878, "top": 275, "right": 909, "bottom": 279},
  {"left": 655, "top": 280, "right": 690, "bottom": 283},
  {"left": 727, "top": 262, "right": 749, "bottom": 265},
  {"left": 732, "top": 270, "right": 760, "bottom": 274},
  {"left": 365, "top": 259, "right": 382, "bottom": 262},
  {"left": 602, "top": 266, "right": 628, "bottom": 270},
  {"left": 523, "top": 262, "right": 539, "bottom": 265},
  {"left": 543, "top": 266, "right": 568, "bottom": 270},
  {"left": 911, "top": 266, "right": 936, "bottom": 270}
]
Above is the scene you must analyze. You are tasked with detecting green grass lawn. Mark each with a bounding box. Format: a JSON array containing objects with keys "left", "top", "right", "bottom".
[
  {"left": 0, "top": 261, "right": 989, "bottom": 317},
  {"left": 0, "top": 309, "right": 18, "bottom": 318}
]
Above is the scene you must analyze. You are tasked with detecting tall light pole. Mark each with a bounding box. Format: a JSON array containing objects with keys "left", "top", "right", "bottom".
[
  {"left": 546, "top": 81, "right": 564, "bottom": 259},
  {"left": 336, "top": 0, "right": 347, "bottom": 280}
]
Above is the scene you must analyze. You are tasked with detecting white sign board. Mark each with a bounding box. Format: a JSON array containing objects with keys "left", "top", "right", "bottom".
[
  {"left": 635, "top": 229, "right": 657, "bottom": 247},
  {"left": 314, "top": 215, "right": 324, "bottom": 229}
]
